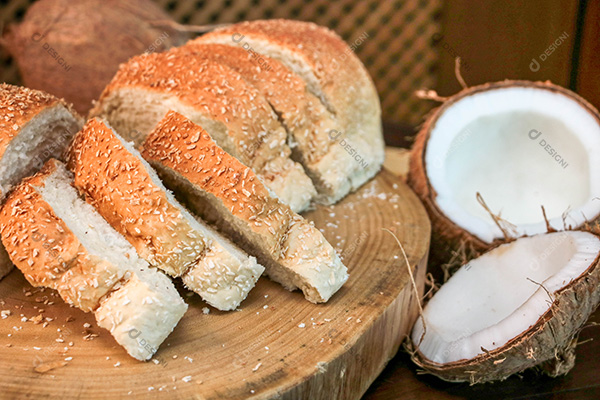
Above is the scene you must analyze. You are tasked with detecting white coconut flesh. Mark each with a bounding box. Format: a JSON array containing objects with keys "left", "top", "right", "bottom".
[
  {"left": 425, "top": 86, "right": 600, "bottom": 243},
  {"left": 412, "top": 231, "right": 600, "bottom": 364}
]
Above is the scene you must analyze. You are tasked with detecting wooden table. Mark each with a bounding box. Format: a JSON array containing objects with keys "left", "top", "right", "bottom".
[{"left": 364, "top": 124, "right": 600, "bottom": 400}]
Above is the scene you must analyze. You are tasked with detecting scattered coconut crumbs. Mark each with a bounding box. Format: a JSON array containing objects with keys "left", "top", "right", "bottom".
[
  {"left": 34, "top": 361, "right": 67, "bottom": 374},
  {"left": 316, "top": 362, "right": 327, "bottom": 373},
  {"left": 83, "top": 333, "right": 98, "bottom": 341}
]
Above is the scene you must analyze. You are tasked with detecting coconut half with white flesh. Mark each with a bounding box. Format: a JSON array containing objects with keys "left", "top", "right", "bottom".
[
  {"left": 410, "top": 230, "right": 600, "bottom": 383},
  {"left": 409, "top": 80, "right": 600, "bottom": 267}
]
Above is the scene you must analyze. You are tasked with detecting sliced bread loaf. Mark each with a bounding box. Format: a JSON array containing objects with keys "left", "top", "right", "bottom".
[
  {"left": 90, "top": 52, "right": 316, "bottom": 212},
  {"left": 142, "top": 111, "right": 348, "bottom": 303},
  {"left": 66, "top": 118, "right": 264, "bottom": 310},
  {"left": 196, "top": 19, "right": 385, "bottom": 198},
  {"left": 0, "top": 159, "right": 187, "bottom": 360},
  {"left": 171, "top": 43, "right": 354, "bottom": 205},
  {"left": 0, "top": 84, "right": 83, "bottom": 280}
]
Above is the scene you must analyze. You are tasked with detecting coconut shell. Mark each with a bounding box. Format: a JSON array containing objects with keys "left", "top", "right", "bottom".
[
  {"left": 408, "top": 80, "right": 600, "bottom": 273},
  {"left": 1, "top": 0, "right": 188, "bottom": 114},
  {"left": 409, "top": 247, "right": 600, "bottom": 383}
]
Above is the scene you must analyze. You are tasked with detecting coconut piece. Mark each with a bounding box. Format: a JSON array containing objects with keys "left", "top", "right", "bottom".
[
  {"left": 411, "top": 231, "right": 600, "bottom": 383},
  {"left": 409, "top": 80, "right": 600, "bottom": 268},
  {"left": 1, "top": 0, "right": 188, "bottom": 114}
]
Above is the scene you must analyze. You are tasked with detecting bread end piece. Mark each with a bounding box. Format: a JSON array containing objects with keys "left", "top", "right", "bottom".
[
  {"left": 283, "top": 219, "right": 348, "bottom": 303},
  {"left": 95, "top": 268, "right": 188, "bottom": 361}
]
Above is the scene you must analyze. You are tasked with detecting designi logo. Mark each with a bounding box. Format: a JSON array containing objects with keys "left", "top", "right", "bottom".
[{"left": 128, "top": 328, "right": 142, "bottom": 339}]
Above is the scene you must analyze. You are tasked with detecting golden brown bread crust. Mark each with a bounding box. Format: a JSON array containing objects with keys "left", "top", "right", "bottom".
[
  {"left": 0, "top": 159, "right": 126, "bottom": 312},
  {"left": 0, "top": 84, "right": 82, "bottom": 280},
  {"left": 142, "top": 110, "right": 294, "bottom": 259},
  {"left": 92, "top": 50, "right": 318, "bottom": 211},
  {"left": 0, "top": 160, "right": 78, "bottom": 287},
  {"left": 1, "top": 84, "right": 58, "bottom": 149},
  {"left": 198, "top": 19, "right": 380, "bottom": 127},
  {"left": 142, "top": 111, "right": 349, "bottom": 302},
  {"left": 196, "top": 19, "right": 384, "bottom": 204},
  {"left": 0, "top": 83, "right": 79, "bottom": 160},
  {"left": 66, "top": 118, "right": 206, "bottom": 277},
  {"left": 171, "top": 43, "right": 335, "bottom": 164},
  {"left": 0, "top": 159, "right": 187, "bottom": 358},
  {"left": 93, "top": 51, "right": 286, "bottom": 172}
]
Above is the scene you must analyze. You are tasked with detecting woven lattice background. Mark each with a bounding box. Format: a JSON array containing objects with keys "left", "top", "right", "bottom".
[{"left": 0, "top": 0, "right": 441, "bottom": 125}]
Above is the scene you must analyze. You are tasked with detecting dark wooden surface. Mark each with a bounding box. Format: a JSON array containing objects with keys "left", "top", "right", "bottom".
[{"left": 364, "top": 124, "right": 600, "bottom": 400}]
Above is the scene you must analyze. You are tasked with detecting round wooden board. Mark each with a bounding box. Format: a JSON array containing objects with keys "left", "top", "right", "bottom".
[{"left": 0, "top": 169, "right": 430, "bottom": 400}]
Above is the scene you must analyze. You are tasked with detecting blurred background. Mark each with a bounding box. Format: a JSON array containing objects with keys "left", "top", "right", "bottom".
[{"left": 0, "top": 0, "right": 595, "bottom": 137}]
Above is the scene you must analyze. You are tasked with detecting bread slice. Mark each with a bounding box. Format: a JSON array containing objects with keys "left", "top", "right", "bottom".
[
  {"left": 95, "top": 267, "right": 187, "bottom": 361},
  {"left": 196, "top": 19, "right": 385, "bottom": 198},
  {"left": 142, "top": 111, "right": 348, "bottom": 303},
  {"left": 172, "top": 43, "right": 355, "bottom": 205},
  {"left": 66, "top": 118, "right": 264, "bottom": 311},
  {"left": 90, "top": 52, "right": 316, "bottom": 212},
  {"left": 0, "top": 84, "right": 83, "bottom": 280},
  {"left": 0, "top": 159, "right": 187, "bottom": 360}
]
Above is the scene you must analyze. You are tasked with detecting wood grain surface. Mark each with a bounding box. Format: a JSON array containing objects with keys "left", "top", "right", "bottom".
[{"left": 0, "top": 169, "right": 431, "bottom": 400}]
